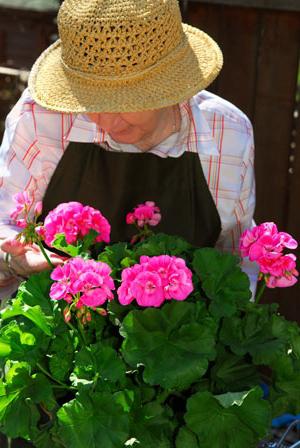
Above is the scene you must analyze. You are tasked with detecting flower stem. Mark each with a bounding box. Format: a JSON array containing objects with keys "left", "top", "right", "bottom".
[
  {"left": 36, "top": 362, "right": 73, "bottom": 389},
  {"left": 36, "top": 239, "right": 54, "bottom": 268},
  {"left": 66, "top": 319, "right": 83, "bottom": 343},
  {"left": 77, "top": 320, "right": 88, "bottom": 346},
  {"left": 255, "top": 280, "right": 266, "bottom": 305},
  {"left": 157, "top": 389, "right": 171, "bottom": 404}
]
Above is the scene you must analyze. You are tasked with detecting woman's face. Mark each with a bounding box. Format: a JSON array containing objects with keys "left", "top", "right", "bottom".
[{"left": 86, "top": 108, "right": 169, "bottom": 145}]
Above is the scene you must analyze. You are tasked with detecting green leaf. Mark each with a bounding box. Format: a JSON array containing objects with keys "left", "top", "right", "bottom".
[
  {"left": 185, "top": 387, "right": 271, "bottom": 448},
  {"left": 0, "top": 364, "right": 41, "bottom": 439},
  {"left": 121, "top": 301, "right": 216, "bottom": 389},
  {"left": 269, "top": 359, "right": 300, "bottom": 415},
  {"left": 81, "top": 229, "right": 99, "bottom": 252},
  {"left": 1, "top": 302, "right": 53, "bottom": 336},
  {"left": 31, "top": 428, "right": 62, "bottom": 448},
  {"left": 0, "top": 340, "right": 11, "bottom": 356},
  {"left": 131, "top": 401, "right": 175, "bottom": 448},
  {"left": 192, "top": 248, "right": 251, "bottom": 317},
  {"left": 28, "top": 373, "right": 56, "bottom": 410},
  {"left": 114, "top": 389, "right": 135, "bottom": 413},
  {"left": 0, "top": 321, "right": 49, "bottom": 365},
  {"left": 17, "top": 271, "right": 54, "bottom": 315},
  {"left": 98, "top": 242, "right": 134, "bottom": 275},
  {"left": 52, "top": 233, "right": 81, "bottom": 256},
  {"left": 134, "top": 233, "right": 192, "bottom": 258},
  {"left": 48, "top": 332, "right": 74, "bottom": 382},
  {"left": 210, "top": 346, "right": 260, "bottom": 393},
  {"left": 57, "top": 391, "right": 129, "bottom": 448},
  {"left": 215, "top": 391, "right": 250, "bottom": 408},
  {"left": 220, "top": 305, "right": 291, "bottom": 364},
  {"left": 71, "top": 343, "right": 126, "bottom": 388},
  {"left": 176, "top": 426, "right": 200, "bottom": 448}
]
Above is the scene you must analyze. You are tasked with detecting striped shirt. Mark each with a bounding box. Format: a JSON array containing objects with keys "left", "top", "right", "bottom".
[{"left": 0, "top": 87, "right": 258, "bottom": 296}]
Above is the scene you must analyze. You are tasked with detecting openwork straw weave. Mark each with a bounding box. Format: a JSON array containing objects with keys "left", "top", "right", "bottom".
[{"left": 29, "top": 0, "right": 223, "bottom": 113}]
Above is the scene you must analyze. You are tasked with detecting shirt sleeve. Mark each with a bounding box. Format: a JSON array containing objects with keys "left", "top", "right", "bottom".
[
  {"left": 0, "top": 91, "right": 39, "bottom": 298},
  {"left": 214, "top": 122, "right": 259, "bottom": 297},
  {"left": 0, "top": 90, "right": 38, "bottom": 238}
]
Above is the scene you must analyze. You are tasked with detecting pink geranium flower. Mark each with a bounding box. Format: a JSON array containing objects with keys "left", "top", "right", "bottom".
[
  {"left": 240, "top": 222, "right": 298, "bottom": 290},
  {"left": 130, "top": 271, "right": 165, "bottom": 307},
  {"left": 240, "top": 222, "right": 297, "bottom": 261},
  {"left": 126, "top": 201, "right": 161, "bottom": 228},
  {"left": 259, "top": 253, "right": 297, "bottom": 277},
  {"left": 117, "top": 255, "right": 194, "bottom": 307},
  {"left": 10, "top": 191, "right": 32, "bottom": 226},
  {"left": 118, "top": 264, "right": 144, "bottom": 306},
  {"left": 41, "top": 201, "right": 111, "bottom": 246},
  {"left": 50, "top": 257, "right": 115, "bottom": 309}
]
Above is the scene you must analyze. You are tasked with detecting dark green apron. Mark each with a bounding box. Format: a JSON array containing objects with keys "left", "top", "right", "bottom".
[{"left": 42, "top": 142, "right": 221, "bottom": 248}]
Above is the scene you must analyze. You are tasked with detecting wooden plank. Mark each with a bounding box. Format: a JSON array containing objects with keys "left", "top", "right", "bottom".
[
  {"left": 284, "top": 69, "right": 300, "bottom": 321},
  {"left": 253, "top": 10, "right": 300, "bottom": 228},
  {"left": 184, "top": 2, "right": 222, "bottom": 93},
  {"left": 0, "top": 30, "right": 5, "bottom": 65},
  {"left": 0, "top": 8, "right": 57, "bottom": 69},
  {"left": 192, "top": 0, "right": 300, "bottom": 12},
  {"left": 253, "top": 10, "right": 300, "bottom": 318},
  {"left": 212, "top": 6, "right": 259, "bottom": 119}
]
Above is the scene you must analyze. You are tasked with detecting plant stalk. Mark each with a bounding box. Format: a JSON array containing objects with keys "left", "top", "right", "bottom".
[
  {"left": 77, "top": 320, "right": 88, "bottom": 346},
  {"left": 36, "top": 362, "right": 71, "bottom": 389},
  {"left": 255, "top": 281, "right": 266, "bottom": 305},
  {"left": 36, "top": 239, "right": 55, "bottom": 268},
  {"left": 157, "top": 389, "right": 171, "bottom": 404}
]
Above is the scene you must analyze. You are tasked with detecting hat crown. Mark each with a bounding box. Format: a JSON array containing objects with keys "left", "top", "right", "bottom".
[{"left": 58, "top": 0, "right": 184, "bottom": 78}]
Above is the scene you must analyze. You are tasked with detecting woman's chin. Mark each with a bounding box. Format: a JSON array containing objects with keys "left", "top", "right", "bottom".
[{"left": 109, "top": 131, "right": 139, "bottom": 145}]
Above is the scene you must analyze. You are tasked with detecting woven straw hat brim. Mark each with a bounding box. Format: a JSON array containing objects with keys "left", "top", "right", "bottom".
[{"left": 28, "top": 24, "right": 223, "bottom": 113}]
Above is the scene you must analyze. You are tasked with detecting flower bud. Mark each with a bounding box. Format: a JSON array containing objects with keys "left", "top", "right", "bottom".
[
  {"left": 34, "top": 201, "right": 43, "bottom": 216},
  {"left": 96, "top": 308, "right": 107, "bottom": 317},
  {"left": 16, "top": 219, "right": 27, "bottom": 229},
  {"left": 35, "top": 226, "right": 46, "bottom": 239},
  {"left": 126, "top": 213, "right": 135, "bottom": 225},
  {"left": 63, "top": 307, "right": 71, "bottom": 323}
]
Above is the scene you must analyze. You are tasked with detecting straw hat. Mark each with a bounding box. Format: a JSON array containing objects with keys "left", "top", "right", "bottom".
[{"left": 28, "top": 0, "right": 223, "bottom": 113}]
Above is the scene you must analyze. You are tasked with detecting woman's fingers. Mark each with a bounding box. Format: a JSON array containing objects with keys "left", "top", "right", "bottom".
[
  {"left": 0, "top": 237, "right": 27, "bottom": 256},
  {"left": 1, "top": 239, "right": 66, "bottom": 277}
]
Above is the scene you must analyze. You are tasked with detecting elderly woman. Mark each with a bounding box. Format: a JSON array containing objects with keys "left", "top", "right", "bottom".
[{"left": 0, "top": 0, "right": 257, "bottom": 297}]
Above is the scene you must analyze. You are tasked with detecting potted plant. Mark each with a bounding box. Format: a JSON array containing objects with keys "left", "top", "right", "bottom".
[{"left": 0, "top": 197, "right": 299, "bottom": 448}]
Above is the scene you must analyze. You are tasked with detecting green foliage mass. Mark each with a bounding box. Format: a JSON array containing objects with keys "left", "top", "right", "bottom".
[{"left": 0, "top": 235, "right": 299, "bottom": 447}]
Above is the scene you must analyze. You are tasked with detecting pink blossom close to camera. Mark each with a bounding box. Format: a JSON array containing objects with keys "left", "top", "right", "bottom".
[
  {"left": 240, "top": 222, "right": 297, "bottom": 261},
  {"left": 240, "top": 222, "right": 298, "bottom": 289},
  {"left": 50, "top": 257, "right": 115, "bottom": 307},
  {"left": 265, "top": 273, "right": 298, "bottom": 288},
  {"left": 41, "top": 201, "right": 111, "bottom": 246},
  {"left": 126, "top": 201, "right": 161, "bottom": 228},
  {"left": 34, "top": 201, "right": 43, "bottom": 216},
  {"left": 117, "top": 255, "right": 193, "bottom": 307},
  {"left": 10, "top": 191, "right": 32, "bottom": 225}
]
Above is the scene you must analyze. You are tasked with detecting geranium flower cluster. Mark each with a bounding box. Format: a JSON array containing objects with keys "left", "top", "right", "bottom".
[
  {"left": 126, "top": 201, "right": 161, "bottom": 228},
  {"left": 50, "top": 257, "right": 115, "bottom": 308},
  {"left": 10, "top": 192, "right": 42, "bottom": 229},
  {"left": 40, "top": 201, "right": 110, "bottom": 246},
  {"left": 240, "top": 222, "right": 298, "bottom": 288},
  {"left": 117, "top": 255, "right": 194, "bottom": 307}
]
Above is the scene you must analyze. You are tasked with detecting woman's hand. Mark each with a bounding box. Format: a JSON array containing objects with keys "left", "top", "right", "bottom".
[{"left": 0, "top": 238, "right": 65, "bottom": 278}]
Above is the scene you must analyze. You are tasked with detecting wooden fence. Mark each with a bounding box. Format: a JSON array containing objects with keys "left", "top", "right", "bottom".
[
  {"left": 182, "top": 0, "right": 300, "bottom": 321},
  {"left": 0, "top": 0, "right": 300, "bottom": 321}
]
